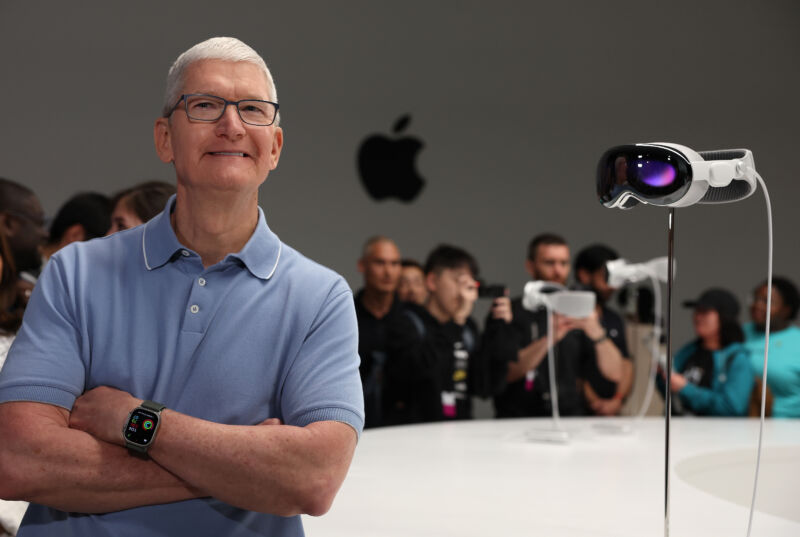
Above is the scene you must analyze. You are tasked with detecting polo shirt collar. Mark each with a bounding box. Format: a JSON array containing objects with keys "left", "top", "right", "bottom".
[{"left": 142, "top": 195, "right": 282, "bottom": 280}]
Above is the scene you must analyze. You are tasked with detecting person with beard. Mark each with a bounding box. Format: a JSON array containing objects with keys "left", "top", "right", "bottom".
[
  {"left": 493, "top": 234, "right": 624, "bottom": 418},
  {"left": 354, "top": 236, "right": 402, "bottom": 428},
  {"left": 658, "top": 288, "right": 754, "bottom": 416},
  {"left": 743, "top": 277, "right": 800, "bottom": 417},
  {"left": 0, "top": 178, "right": 48, "bottom": 313},
  {"left": 573, "top": 244, "right": 634, "bottom": 416}
]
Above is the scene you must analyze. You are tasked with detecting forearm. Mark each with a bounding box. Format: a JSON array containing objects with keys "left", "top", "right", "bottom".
[
  {"left": 506, "top": 338, "right": 548, "bottom": 383},
  {"left": 594, "top": 340, "right": 624, "bottom": 382},
  {"left": 150, "top": 414, "right": 357, "bottom": 516},
  {"left": 0, "top": 402, "right": 201, "bottom": 513}
]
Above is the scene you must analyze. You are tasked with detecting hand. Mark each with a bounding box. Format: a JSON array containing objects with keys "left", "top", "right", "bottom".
[
  {"left": 490, "top": 296, "right": 512, "bottom": 323},
  {"left": 552, "top": 313, "right": 574, "bottom": 343},
  {"left": 590, "top": 397, "right": 623, "bottom": 416},
  {"left": 567, "top": 307, "right": 606, "bottom": 341},
  {"left": 669, "top": 372, "right": 688, "bottom": 393},
  {"left": 69, "top": 386, "right": 140, "bottom": 446},
  {"left": 453, "top": 274, "right": 478, "bottom": 325}
]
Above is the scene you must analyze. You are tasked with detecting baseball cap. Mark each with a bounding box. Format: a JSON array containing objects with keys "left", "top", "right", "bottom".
[{"left": 683, "top": 288, "right": 740, "bottom": 321}]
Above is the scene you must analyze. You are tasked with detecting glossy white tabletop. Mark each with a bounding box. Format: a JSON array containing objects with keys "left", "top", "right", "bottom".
[{"left": 304, "top": 417, "right": 800, "bottom": 536}]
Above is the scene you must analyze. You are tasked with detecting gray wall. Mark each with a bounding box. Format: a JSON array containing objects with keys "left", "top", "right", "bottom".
[{"left": 1, "top": 1, "right": 798, "bottom": 345}]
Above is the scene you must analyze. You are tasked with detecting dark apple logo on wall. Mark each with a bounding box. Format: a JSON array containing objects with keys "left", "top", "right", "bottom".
[{"left": 357, "top": 115, "right": 425, "bottom": 202}]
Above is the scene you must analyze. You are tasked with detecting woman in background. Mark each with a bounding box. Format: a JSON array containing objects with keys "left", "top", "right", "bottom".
[
  {"left": 744, "top": 277, "right": 800, "bottom": 418},
  {"left": 107, "top": 180, "right": 175, "bottom": 235},
  {"left": 659, "top": 288, "right": 754, "bottom": 416}
]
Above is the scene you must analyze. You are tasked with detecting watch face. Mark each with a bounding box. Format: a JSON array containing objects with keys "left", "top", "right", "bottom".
[{"left": 125, "top": 408, "right": 159, "bottom": 446}]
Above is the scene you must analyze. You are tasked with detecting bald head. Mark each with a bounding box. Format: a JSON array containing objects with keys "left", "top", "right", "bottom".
[{"left": 358, "top": 236, "right": 401, "bottom": 295}]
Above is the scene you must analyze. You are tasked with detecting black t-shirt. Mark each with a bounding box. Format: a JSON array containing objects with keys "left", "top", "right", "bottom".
[
  {"left": 493, "top": 298, "right": 595, "bottom": 417},
  {"left": 680, "top": 347, "right": 714, "bottom": 388},
  {"left": 582, "top": 306, "right": 631, "bottom": 399},
  {"left": 354, "top": 290, "right": 404, "bottom": 428},
  {"left": 383, "top": 303, "right": 514, "bottom": 425}
]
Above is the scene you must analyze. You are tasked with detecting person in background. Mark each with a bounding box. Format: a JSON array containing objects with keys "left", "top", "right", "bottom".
[
  {"left": 659, "top": 288, "right": 754, "bottom": 416},
  {"left": 743, "top": 276, "right": 800, "bottom": 417},
  {"left": 397, "top": 258, "right": 428, "bottom": 306},
  {"left": 384, "top": 245, "right": 514, "bottom": 424},
  {"left": 40, "top": 192, "right": 112, "bottom": 261},
  {"left": 573, "top": 244, "right": 634, "bottom": 416},
  {"left": 0, "top": 178, "right": 48, "bottom": 311},
  {"left": 107, "top": 180, "right": 176, "bottom": 234},
  {"left": 494, "top": 233, "right": 624, "bottom": 417},
  {"left": 0, "top": 234, "right": 20, "bottom": 368},
  {"left": 354, "top": 236, "right": 402, "bottom": 428},
  {"left": 0, "top": 233, "right": 28, "bottom": 537}
]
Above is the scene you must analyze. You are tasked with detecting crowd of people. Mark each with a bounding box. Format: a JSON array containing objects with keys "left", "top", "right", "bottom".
[
  {"left": 0, "top": 34, "right": 798, "bottom": 537},
  {"left": 3, "top": 180, "right": 800, "bottom": 432},
  {"left": 353, "top": 233, "right": 800, "bottom": 428},
  {"left": 0, "top": 179, "right": 176, "bottom": 367}
]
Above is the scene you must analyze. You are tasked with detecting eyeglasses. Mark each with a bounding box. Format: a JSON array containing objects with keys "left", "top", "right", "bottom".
[{"left": 166, "top": 94, "right": 279, "bottom": 126}]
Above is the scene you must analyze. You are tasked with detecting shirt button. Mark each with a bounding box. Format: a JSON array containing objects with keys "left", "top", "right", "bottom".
[
  {"left": 198, "top": 278, "right": 206, "bottom": 287},
  {"left": 190, "top": 305, "right": 200, "bottom": 314},
  {"left": 181, "top": 250, "right": 190, "bottom": 257}
]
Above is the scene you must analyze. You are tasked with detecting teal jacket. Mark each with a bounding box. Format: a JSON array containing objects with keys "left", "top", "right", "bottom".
[{"left": 659, "top": 341, "right": 754, "bottom": 416}]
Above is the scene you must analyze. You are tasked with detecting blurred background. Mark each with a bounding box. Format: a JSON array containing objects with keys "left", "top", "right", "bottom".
[{"left": 1, "top": 0, "right": 798, "bottom": 346}]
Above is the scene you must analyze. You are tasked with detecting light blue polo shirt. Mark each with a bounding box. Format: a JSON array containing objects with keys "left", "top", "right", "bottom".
[{"left": 0, "top": 196, "right": 364, "bottom": 536}]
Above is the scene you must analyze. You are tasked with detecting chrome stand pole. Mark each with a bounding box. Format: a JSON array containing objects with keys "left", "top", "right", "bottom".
[{"left": 664, "top": 208, "right": 676, "bottom": 537}]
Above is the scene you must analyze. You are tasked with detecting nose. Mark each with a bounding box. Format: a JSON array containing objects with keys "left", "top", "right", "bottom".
[{"left": 214, "top": 103, "right": 246, "bottom": 139}]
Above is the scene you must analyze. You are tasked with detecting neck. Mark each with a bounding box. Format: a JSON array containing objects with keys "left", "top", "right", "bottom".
[
  {"left": 360, "top": 288, "right": 394, "bottom": 319},
  {"left": 172, "top": 188, "right": 259, "bottom": 268},
  {"left": 701, "top": 335, "right": 721, "bottom": 351},
  {"left": 426, "top": 297, "right": 451, "bottom": 324},
  {"left": 40, "top": 243, "right": 58, "bottom": 260},
  {"left": 756, "top": 319, "right": 789, "bottom": 333}
]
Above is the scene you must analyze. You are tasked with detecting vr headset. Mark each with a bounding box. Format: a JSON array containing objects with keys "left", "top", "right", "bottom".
[
  {"left": 522, "top": 281, "right": 596, "bottom": 318},
  {"left": 597, "top": 143, "right": 758, "bottom": 209}
]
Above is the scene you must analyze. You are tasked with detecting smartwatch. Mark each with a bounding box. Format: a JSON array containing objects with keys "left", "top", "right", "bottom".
[{"left": 123, "top": 400, "right": 166, "bottom": 454}]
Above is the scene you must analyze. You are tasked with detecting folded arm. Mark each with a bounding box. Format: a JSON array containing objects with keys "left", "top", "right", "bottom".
[
  {"left": 0, "top": 401, "right": 202, "bottom": 513},
  {"left": 67, "top": 386, "right": 357, "bottom": 517}
]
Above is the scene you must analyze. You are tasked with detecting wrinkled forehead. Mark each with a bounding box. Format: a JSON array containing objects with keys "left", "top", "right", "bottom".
[{"left": 181, "top": 59, "right": 273, "bottom": 100}]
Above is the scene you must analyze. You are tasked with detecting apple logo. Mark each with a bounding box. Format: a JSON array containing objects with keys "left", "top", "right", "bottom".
[{"left": 357, "top": 114, "right": 425, "bottom": 202}]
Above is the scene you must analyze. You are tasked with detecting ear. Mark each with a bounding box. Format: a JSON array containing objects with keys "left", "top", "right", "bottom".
[
  {"left": 154, "top": 118, "right": 174, "bottom": 163},
  {"left": 357, "top": 257, "right": 365, "bottom": 274},
  {"left": 524, "top": 259, "right": 536, "bottom": 279},
  {"left": 60, "top": 223, "right": 87, "bottom": 247},
  {"left": 426, "top": 271, "right": 438, "bottom": 293},
  {"left": 269, "top": 127, "right": 284, "bottom": 170},
  {"left": 576, "top": 268, "right": 592, "bottom": 285}
]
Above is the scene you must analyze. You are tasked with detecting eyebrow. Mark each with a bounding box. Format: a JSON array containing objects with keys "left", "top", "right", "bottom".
[{"left": 188, "top": 91, "right": 271, "bottom": 101}]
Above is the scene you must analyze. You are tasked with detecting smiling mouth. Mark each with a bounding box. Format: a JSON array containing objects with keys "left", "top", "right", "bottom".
[{"left": 209, "top": 152, "right": 249, "bottom": 157}]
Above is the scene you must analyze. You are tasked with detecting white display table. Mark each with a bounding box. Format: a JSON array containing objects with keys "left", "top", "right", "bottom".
[{"left": 304, "top": 417, "right": 799, "bottom": 536}]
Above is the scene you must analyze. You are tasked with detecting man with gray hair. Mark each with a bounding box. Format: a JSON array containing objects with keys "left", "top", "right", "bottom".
[{"left": 0, "top": 37, "right": 363, "bottom": 536}]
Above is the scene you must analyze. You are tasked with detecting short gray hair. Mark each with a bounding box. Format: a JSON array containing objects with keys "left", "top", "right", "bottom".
[{"left": 162, "top": 37, "right": 280, "bottom": 126}]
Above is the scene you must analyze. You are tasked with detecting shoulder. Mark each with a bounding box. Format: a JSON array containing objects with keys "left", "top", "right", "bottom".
[
  {"left": 276, "top": 243, "right": 351, "bottom": 297},
  {"left": 601, "top": 307, "right": 625, "bottom": 326},
  {"left": 717, "top": 343, "right": 752, "bottom": 366},
  {"left": 675, "top": 340, "right": 698, "bottom": 359},
  {"left": 50, "top": 227, "right": 142, "bottom": 274}
]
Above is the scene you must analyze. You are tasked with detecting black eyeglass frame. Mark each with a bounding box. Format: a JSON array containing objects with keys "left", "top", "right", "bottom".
[{"left": 165, "top": 93, "right": 280, "bottom": 126}]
